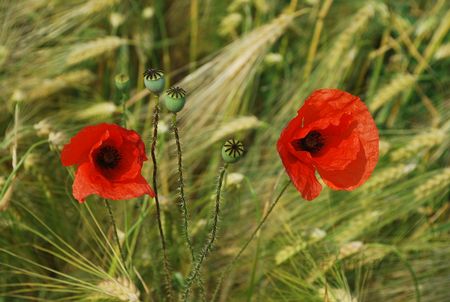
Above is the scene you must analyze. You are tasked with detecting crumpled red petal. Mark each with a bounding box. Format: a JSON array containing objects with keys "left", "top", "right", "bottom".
[
  {"left": 61, "top": 123, "right": 154, "bottom": 203},
  {"left": 277, "top": 140, "right": 322, "bottom": 200},
  {"left": 277, "top": 89, "right": 379, "bottom": 200},
  {"left": 61, "top": 123, "right": 111, "bottom": 166},
  {"left": 72, "top": 162, "right": 154, "bottom": 203}
]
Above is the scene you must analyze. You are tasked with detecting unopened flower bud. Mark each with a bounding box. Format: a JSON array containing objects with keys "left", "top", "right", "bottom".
[
  {"left": 143, "top": 68, "right": 165, "bottom": 94},
  {"left": 221, "top": 139, "right": 244, "bottom": 163},
  {"left": 115, "top": 73, "right": 129, "bottom": 91},
  {"left": 164, "top": 86, "right": 186, "bottom": 113}
]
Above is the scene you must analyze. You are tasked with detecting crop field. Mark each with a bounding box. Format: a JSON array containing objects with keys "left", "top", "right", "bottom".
[{"left": 0, "top": 0, "right": 449, "bottom": 301}]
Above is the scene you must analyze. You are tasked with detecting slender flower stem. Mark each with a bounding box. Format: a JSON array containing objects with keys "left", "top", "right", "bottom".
[
  {"left": 12, "top": 101, "right": 19, "bottom": 171},
  {"left": 171, "top": 114, "right": 195, "bottom": 259},
  {"left": 121, "top": 91, "right": 127, "bottom": 128},
  {"left": 172, "top": 114, "right": 206, "bottom": 301},
  {"left": 104, "top": 199, "right": 126, "bottom": 266},
  {"left": 183, "top": 164, "right": 228, "bottom": 302},
  {"left": 211, "top": 180, "right": 291, "bottom": 302},
  {"left": 150, "top": 93, "right": 173, "bottom": 301}
]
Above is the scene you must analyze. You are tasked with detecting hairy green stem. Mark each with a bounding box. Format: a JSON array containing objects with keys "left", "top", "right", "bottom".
[
  {"left": 121, "top": 92, "right": 127, "bottom": 128},
  {"left": 172, "top": 114, "right": 206, "bottom": 301},
  {"left": 103, "top": 199, "right": 126, "bottom": 266},
  {"left": 172, "top": 114, "right": 195, "bottom": 259},
  {"left": 150, "top": 94, "right": 173, "bottom": 301},
  {"left": 211, "top": 180, "right": 291, "bottom": 301},
  {"left": 183, "top": 164, "right": 228, "bottom": 301}
]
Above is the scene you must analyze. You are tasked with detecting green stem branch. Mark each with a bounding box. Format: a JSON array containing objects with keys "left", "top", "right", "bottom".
[
  {"left": 183, "top": 164, "right": 228, "bottom": 301},
  {"left": 172, "top": 114, "right": 195, "bottom": 259},
  {"left": 104, "top": 199, "right": 126, "bottom": 266},
  {"left": 150, "top": 94, "right": 173, "bottom": 301},
  {"left": 211, "top": 180, "right": 291, "bottom": 301},
  {"left": 172, "top": 114, "right": 206, "bottom": 301}
]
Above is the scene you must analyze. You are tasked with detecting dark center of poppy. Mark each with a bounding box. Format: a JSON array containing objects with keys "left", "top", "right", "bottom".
[
  {"left": 293, "top": 130, "right": 325, "bottom": 154},
  {"left": 95, "top": 146, "right": 121, "bottom": 169}
]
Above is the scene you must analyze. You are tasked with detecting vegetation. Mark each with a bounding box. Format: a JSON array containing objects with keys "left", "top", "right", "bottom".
[{"left": 0, "top": 0, "right": 449, "bottom": 301}]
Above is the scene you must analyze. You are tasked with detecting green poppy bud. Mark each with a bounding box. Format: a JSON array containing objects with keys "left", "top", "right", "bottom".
[
  {"left": 164, "top": 86, "right": 186, "bottom": 113},
  {"left": 144, "top": 68, "right": 165, "bottom": 93},
  {"left": 115, "top": 73, "right": 129, "bottom": 91},
  {"left": 221, "top": 139, "right": 244, "bottom": 163}
]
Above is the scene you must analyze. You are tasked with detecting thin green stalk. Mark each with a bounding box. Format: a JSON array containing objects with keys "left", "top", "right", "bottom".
[
  {"left": 189, "top": 0, "right": 198, "bottom": 72},
  {"left": 182, "top": 164, "right": 228, "bottom": 302},
  {"left": 1, "top": 140, "right": 47, "bottom": 201},
  {"left": 172, "top": 113, "right": 206, "bottom": 301},
  {"left": 12, "top": 101, "right": 20, "bottom": 170},
  {"left": 212, "top": 180, "right": 291, "bottom": 302},
  {"left": 303, "top": 0, "right": 334, "bottom": 80},
  {"left": 103, "top": 199, "right": 126, "bottom": 266},
  {"left": 245, "top": 178, "right": 261, "bottom": 302},
  {"left": 150, "top": 93, "right": 173, "bottom": 301},
  {"left": 172, "top": 114, "right": 195, "bottom": 259},
  {"left": 0, "top": 100, "right": 20, "bottom": 210},
  {"left": 121, "top": 91, "right": 127, "bottom": 128}
]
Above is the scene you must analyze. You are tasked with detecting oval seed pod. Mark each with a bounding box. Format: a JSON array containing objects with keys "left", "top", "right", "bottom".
[
  {"left": 115, "top": 73, "right": 129, "bottom": 91},
  {"left": 143, "top": 68, "right": 165, "bottom": 93},
  {"left": 164, "top": 86, "right": 186, "bottom": 113},
  {"left": 221, "top": 139, "right": 245, "bottom": 163}
]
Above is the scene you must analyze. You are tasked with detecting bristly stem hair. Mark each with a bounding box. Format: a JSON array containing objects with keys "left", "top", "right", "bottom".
[
  {"left": 103, "top": 199, "right": 126, "bottom": 266},
  {"left": 182, "top": 163, "right": 228, "bottom": 301},
  {"left": 211, "top": 180, "right": 291, "bottom": 301},
  {"left": 171, "top": 113, "right": 195, "bottom": 259},
  {"left": 150, "top": 93, "right": 174, "bottom": 301},
  {"left": 171, "top": 113, "right": 207, "bottom": 300}
]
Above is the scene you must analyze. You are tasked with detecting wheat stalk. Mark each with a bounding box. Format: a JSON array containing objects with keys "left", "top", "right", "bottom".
[
  {"left": 363, "top": 163, "right": 416, "bottom": 191},
  {"left": 326, "top": 3, "right": 377, "bottom": 69},
  {"left": 369, "top": 73, "right": 417, "bottom": 112},
  {"left": 96, "top": 277, "right": 140, "bottom": 302},
  {"left": 66, "top": 36, "right": 126, "bottom": 66},
  {"left": 333, "top": 211, "right": 381, "bottom": 244},
  {"left": 390, "top": 129, "right": 446, "bottom": 162},
  {"left": 414, "top": 168, "right": 450, "bottom": 200},
  {"left": 26, "top": 70, "right": 95, "bottom": 101},
  {"left": 433, "top": 42, "right": 450, "bottom": 60},
  {"left": 75, "top": 102, "right": 118, "bottom": 120}
]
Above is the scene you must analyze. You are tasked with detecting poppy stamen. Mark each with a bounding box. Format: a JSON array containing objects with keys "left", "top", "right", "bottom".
[
  {"left": 96, "top": 146, "right": 121, "bottom": 169},
  {"left": 293, "top": 131, "right": 324, "bottom": 153}
]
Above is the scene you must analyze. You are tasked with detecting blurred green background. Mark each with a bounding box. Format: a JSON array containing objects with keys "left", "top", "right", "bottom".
[{"left": 0, "top": 0, "right": 449, "bottom": 301}]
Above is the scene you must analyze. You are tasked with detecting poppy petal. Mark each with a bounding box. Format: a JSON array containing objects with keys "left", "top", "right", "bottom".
[
  {"left": 61, "top": 123, "right": 111, "bottom": 166},
  {"left": 316, "top": 140, "right": 367, "bottom": 190},
  {"left": 72, "top": 162, "right": 154, "bottom": 203},
  {"left": 310, "top": 115, "right": 360, "bottom": 170},
  {"left": 72, "top": 162, "right": 102, "bottom": 203},
  {"left": 277, "top": 89, "right": 379, "bottom": 200},
  {"left": 277, "top": 142, "right": 322, "bottom": 200}
]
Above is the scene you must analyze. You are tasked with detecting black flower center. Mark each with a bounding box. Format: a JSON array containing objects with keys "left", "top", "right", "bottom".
[
  {"left": 293, "top": 131, "right": 325, "bottom": 154},
  {"left": 96, "top": 146, "right": 121, "bottom": 169}
]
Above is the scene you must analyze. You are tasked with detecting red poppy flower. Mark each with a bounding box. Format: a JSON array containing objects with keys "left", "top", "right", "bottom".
[
  {"left": 61, "top": 123, "right": 155, "bottom": 203},
  {"left": 277, "top": 89, "right": 379, "bottom": 200}
]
